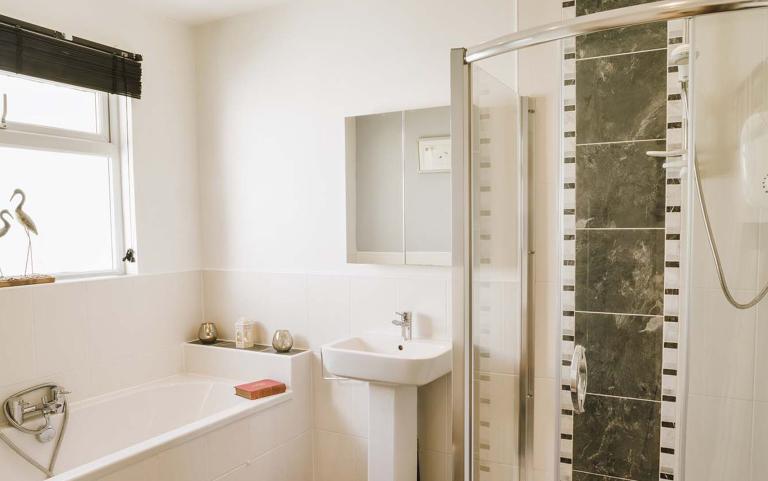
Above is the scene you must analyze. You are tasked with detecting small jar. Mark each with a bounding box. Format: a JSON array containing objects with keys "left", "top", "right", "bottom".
[
  {"left": 272, "top": 329, "right": 294, "bottom": 353},
  {"left": 198, "top": 322, "right": 218, "bottom": 345},
  {"left": 234, "top": 318, "right": 255, "bottom": 349}
]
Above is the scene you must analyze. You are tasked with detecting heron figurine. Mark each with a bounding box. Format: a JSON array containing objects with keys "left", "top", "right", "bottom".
[
  {"left": 0, "top": 209, "right": 12, "bottom": 277},
  {"left": 10, "top": 189, "right": 38, "bottom": 276}
]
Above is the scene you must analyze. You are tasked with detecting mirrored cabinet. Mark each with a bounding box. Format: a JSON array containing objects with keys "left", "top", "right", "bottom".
[{"left": 345, "top": 106, "right": 451, "bottom": 267}]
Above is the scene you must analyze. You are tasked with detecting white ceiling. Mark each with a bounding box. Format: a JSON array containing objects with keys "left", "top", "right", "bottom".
[{"left": 133, "top": 0, "right": 290, "bottom": 25}]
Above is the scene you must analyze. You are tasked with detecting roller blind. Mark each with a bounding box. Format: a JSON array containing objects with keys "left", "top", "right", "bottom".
[{"left": 0, "top": 15, "right": 142, "bottom": 99}]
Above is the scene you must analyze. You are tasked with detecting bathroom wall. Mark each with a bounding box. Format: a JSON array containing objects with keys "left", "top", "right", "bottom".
[
  {"left": 560, "top": 1, "right": 676, "bottom": 481},
  {"left": 684, "top": 9, "right": 768, "bottom": 481},
  {"left": 194, "top": 1, "right": 515, "bottom": 480},
  {"left": 0, "top": 273, "right": 203, "bottom": 407}
]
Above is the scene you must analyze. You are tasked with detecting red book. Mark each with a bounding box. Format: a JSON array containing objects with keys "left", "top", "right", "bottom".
[{"left": 234, "top": 379, "right": 286, "bottom": 400}]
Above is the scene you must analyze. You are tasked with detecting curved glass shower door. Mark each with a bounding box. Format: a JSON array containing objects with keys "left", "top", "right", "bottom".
[
  {"left": 452, "top": 4, "right": 768, "bottom": 481},
  {"left": 683, "top": 8, "right": 768, "bottom": 481},
  {"left": 468, "top": 64, "right": 531, "bottom": 481}
]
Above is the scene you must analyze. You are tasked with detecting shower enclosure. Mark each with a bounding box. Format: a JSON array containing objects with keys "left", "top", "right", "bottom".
[{"left": 450, "top": 1, "right": 768, "bottom": 481}]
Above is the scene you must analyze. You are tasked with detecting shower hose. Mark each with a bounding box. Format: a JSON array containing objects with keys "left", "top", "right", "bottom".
[
  {"left": 0, "top": 384, "right": 69, "bottom": 478},
  {"left": 684, "top": 81, "right": 768, "bottom": 309}
]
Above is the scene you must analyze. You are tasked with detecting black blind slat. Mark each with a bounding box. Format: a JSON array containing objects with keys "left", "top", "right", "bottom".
[{"left": 0, "top": 23, "right": 142, "bottom": 99}]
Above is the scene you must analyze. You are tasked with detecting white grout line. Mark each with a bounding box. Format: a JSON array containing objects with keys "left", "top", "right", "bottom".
[
  {"left": 575, "top": 138, "right": 667, "bottom": 147},
  {"left": 587, "top": 392, "right": 662, "bottom": 404},
  {"left": 572, "top": 469, "right": 638, "bottom": 481},
  {"left": 573, "top": 310, "right": 663, "bottom": 318},
  {"left": 575, "top": 227, "right": 666, "bottom": 231},
  {"left": 576, "top": 46, "right": 669, "bottom": 62}
]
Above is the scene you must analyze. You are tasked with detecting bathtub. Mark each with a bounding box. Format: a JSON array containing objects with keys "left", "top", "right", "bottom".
[{"left": 0, "top": 344, "right": 312, "bottom": 481}]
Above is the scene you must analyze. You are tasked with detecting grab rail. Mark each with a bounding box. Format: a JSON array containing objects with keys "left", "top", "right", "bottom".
[{"left": 464, "top": 0, "right": 768, "bottom": 63}]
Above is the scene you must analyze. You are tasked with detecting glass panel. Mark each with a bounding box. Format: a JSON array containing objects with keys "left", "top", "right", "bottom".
[
  {"left": 684, "top": 8, "right": 768, "bottom": 481},
  {"left": 352, "top": 111, "right": 405, "bottom": 265},
  {"left": 0, "top": 147, "right": 115, "bottom": 275},
  {"left": 470, "top": 65, "right": 521, "bottom": 480},
  {"left": 0, "top": 72, "right": 101, "bottom": 134},
  {"left": 404, "top": 106, "right": 451, "bottom": 267}
]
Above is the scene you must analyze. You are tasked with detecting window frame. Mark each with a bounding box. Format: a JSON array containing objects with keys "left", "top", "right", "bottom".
[{"left": 0, "top": 72, "right": 134, "bottom": 279}]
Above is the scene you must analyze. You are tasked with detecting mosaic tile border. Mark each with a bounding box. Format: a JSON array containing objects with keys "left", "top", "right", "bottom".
[
  {"left": 658, "top": 18, "right": 686, "bottom": 481},
  {"left": 559, "top": 3, "right": 577, "bottom": 480}
]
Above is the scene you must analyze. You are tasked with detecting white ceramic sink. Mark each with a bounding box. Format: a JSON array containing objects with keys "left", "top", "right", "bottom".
[
  {"left": 321, "top": 334, "right": 451, "bottom": 386},
  {"left": 322, "top": 333, "right": 452, "bottom": 481}
]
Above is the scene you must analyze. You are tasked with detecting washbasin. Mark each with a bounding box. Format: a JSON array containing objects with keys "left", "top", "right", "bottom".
[
  {"left": 321, "top": 334, "right": 451, "bottom": 386},
  {"left": 323, "top": 332, "right": 452, "bottom": 481}
]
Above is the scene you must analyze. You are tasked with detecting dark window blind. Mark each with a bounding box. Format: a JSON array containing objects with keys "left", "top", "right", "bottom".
[{"left": 0, "top": 15, "right": 142, "bottom": 99}]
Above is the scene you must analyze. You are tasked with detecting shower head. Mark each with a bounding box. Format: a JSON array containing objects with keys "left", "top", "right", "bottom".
[{"left": 670, "top": 44, "right": 690, "bottom": 83}]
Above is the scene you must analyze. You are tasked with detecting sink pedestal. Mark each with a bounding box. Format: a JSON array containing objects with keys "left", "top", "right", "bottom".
[{"left": 368, "top": 383, "right": 417, "bottom": 481}]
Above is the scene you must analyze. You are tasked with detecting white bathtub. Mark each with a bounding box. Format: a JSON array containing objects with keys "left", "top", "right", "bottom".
[{"left": 0, "top": 345, "right": 312, "bottom": 481}]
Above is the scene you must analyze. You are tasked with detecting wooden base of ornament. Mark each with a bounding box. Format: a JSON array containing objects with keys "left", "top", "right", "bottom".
[{"left": 0, "top": 274, "right": 56, "bottom": 288}]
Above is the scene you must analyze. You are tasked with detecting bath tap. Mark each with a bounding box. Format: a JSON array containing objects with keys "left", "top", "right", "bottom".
[
  {"left": 392, "top": 311, "right": 413, "bottom": 341},
  {"left": 8, "top": 385, "right": 68, "bottom": 426},
  {"left": 1, "top": 383, "right": 71, "bottom": 477}
]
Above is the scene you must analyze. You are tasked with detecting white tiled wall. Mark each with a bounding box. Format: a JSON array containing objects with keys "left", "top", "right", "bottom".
[
  {"left": 519, "top": 1, "right": 562, "bottom": 480},
  {"left": 0, "top": 272, "right": 203, "bottom": 405}
]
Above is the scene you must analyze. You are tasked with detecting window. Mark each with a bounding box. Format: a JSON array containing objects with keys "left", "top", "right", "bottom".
[{"left": 0, "top": 71, "right": 131, "bottom": 278}]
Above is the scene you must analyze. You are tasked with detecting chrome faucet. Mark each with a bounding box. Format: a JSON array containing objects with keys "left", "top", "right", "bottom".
[
  {"left": 392, "top": 311, "right": 413, "bottom": 341},
  {"left": 5, "top": 384, "right": 69, "bottom": 442}
]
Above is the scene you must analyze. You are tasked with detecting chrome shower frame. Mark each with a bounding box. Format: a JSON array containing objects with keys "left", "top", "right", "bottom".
[{"left": 450, "top": 1, "right": 768, "bottom": 480}]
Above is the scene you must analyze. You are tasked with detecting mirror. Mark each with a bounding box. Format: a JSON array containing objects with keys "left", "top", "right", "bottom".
[{"left": 345, "top": 106, "right": 451, "bottom": 266}]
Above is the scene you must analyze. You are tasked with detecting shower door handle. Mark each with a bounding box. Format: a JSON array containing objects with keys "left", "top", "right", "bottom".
[{"left": 570, "top": 345, "right": 588, "bottom": 414}]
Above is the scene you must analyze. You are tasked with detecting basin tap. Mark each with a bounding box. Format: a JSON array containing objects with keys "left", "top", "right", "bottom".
[{"left": 392, "top": 311, "right": 412, "bottom": 341}]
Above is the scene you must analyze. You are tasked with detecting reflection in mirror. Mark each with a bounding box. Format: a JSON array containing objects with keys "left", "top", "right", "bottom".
[
  {"left": 345, "top": 106, "right": 451, "bottom": 266},
  {"left": 404, "top": 107, "right": 451, "bottom": 266}
]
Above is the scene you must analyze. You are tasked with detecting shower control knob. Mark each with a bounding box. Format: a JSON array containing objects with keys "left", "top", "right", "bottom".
[{"left": 36, "top": 425, "right": 56, "bottom": 443}]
